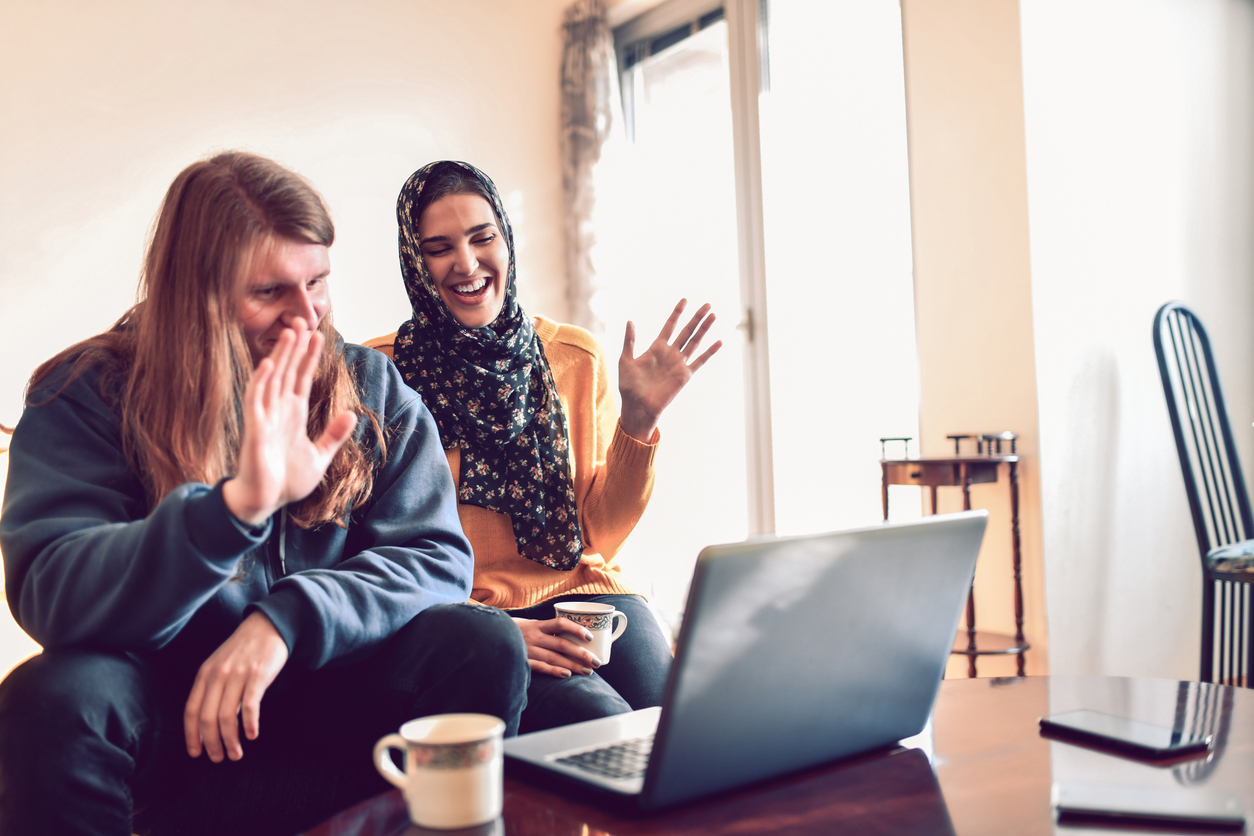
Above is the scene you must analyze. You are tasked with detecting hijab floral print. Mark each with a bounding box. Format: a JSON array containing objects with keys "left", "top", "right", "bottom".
[{"left": 393, "top": 161, "right": 584, "bottom": 570}]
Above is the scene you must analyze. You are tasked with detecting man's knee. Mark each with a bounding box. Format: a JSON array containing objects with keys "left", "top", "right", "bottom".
[
  {"left": 381, "top": 604, "right": 528, "bottom": 736},
  {"left": 0, "top": 651, "right": 176, "bottom": 834},
  {"left": 0, "top": 649, "right": 149, "bottom": 736},
  {"left": 408, "top": 602, "right": 527, "bottom": 672}
]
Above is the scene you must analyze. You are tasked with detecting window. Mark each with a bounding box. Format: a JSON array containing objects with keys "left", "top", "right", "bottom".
[
  {"left": 593, "top": 0, "right": 919, "bottom": 620},
  {"left": 594, "top": 6, "right": 748, "bottom": 622},
  {"left": 759, "top": 0, "right": 919, "bottom": 534}
]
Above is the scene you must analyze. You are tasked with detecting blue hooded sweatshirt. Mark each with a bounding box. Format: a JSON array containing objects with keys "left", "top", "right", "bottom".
[{"left": 0, "top": 344, "right": 473, "bottom": 676}]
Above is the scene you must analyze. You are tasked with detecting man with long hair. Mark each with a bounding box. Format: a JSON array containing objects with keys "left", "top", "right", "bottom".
[{"left": 0, "top": 152, "right": 528, "bottom": 835}]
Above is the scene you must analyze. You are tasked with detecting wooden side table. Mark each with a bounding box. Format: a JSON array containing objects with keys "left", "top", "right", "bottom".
[{"left": 880, "top": 434, "right": 1029, "bottom": 676}]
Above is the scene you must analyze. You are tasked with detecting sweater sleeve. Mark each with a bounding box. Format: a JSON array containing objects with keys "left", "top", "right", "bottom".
[
  {"left": 566, "top": 332, "right": 658, "bottom": 562},
  {"left": 247, "top": 350, "right": 473, "bottom": 670},
  {"left": 0, "top": 374, "right": 265, "bottom": 651}
]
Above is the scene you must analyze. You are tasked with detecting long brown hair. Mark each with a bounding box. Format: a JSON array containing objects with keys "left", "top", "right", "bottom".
[{"left": 28, "top": 151, "right": 377, "bottom": 528}]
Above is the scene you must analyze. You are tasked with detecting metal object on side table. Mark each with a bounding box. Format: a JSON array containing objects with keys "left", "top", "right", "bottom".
[{"left": 880, "top": 434, "right": 1029, "bottom": 677}]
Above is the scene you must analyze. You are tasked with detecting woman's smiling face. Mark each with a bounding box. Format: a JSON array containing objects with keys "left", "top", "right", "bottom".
[{"left": 417, "top": 193, "right": 509, "bottom": 329}]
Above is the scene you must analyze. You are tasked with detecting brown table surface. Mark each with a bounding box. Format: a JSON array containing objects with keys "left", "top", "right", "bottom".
[{"left": 303, "top": 676, "right": 1254, "bottom": 835}]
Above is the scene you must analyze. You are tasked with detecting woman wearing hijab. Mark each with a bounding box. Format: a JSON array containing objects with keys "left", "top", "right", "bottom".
[{"left": 366, "top": 160, "right": 720, "bottom": 733}]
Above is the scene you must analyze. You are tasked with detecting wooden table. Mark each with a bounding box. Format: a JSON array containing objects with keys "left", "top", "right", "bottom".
[{"left": 301, "top": 676, "right": 1254, "bottom": 835}]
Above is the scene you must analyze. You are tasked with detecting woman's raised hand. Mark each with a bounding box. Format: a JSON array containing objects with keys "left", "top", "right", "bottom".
[
  {"left": 223, "top": 321, "right": 358, "bottom": 526},
  {"left": 618, "top": 299, "right": 722, "bottom": 442}
]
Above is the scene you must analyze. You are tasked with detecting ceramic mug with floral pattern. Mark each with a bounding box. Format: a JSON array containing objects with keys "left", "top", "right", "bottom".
[
  {"left": 373, "top": 713, "right": 504, "bottom": 828},
  {"left": 554, "top": 601, "right": 629, "bottom": 664}
]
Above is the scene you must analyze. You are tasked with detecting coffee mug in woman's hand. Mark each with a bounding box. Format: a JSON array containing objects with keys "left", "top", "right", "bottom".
[{"left": 554, "top": 602, "right": 629, "bottom": 665}]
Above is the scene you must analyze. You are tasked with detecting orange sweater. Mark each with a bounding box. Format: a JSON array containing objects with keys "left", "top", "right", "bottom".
[{"left": 364, "top": 317, "right": 657, "bottom": 609}]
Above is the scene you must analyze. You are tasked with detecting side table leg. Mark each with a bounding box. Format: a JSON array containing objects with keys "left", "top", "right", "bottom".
[
  {"left": 962, "top": 463, "right": 976, "bottom": 677},
  {"left": 882, "top": 464, "right": 889, "bottom": 522},
  {"left": 1010, "top": 460, "right": 1026, "bottom": 676}
]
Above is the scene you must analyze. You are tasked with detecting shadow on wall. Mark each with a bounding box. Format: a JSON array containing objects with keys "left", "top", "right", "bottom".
[{"left": 1053, "top": 347, "right": 1121, "bottom": 673}]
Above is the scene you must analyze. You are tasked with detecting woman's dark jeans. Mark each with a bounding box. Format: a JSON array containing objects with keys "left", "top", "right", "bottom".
[
  {"left": 508, "top": 594, "right": 673, "bottom": 734},
  {"left": 0, "top": 603, "right": 528, "bottom": 836}
]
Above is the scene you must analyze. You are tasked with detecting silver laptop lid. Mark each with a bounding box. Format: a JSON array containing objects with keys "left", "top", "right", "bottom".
[{"left": 641, "top": 510, "right": 987, "bottom": 809}]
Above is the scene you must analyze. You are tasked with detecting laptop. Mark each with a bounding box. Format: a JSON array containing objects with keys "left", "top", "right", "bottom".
[{"left": 504, "top": 510, "right": 988, "bottom": 812}]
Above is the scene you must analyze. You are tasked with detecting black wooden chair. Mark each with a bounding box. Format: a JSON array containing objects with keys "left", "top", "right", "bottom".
[{"left": 1154, "top": 301, "right": 1254, "bottom": 687}]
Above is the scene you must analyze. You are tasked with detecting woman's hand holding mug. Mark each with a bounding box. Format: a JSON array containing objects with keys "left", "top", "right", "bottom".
[{"left": 511, "top": 616, "right": 603, "bottom": 678}]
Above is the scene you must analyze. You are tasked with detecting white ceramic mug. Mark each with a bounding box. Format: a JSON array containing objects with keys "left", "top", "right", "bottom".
[
  {"left": 373, "top": 713, "right": 504, "bottom": 829},
  {"left": 554, "top": 601, "right": 628, "bottom": 664}
]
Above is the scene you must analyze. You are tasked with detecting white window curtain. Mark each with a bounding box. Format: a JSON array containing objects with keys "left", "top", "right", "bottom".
[{"left": 560, "top": 0, "right": 619, "bottom": 331}]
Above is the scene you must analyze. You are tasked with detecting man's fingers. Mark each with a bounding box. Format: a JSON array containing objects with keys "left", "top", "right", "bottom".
[
  {"left": 240, "top": 676, "right": 267, "bottom": 742},
  {"left": 294, "top": 329, "right": 323, "bottom": 401},
  {"left": 185, "top": 613, "right": 288, "bottom": 764},
  {"left": 314, "top": 412, "right": 358, "bottom": 459},
  {"left": 247, "top": 359, "right": 273, "bottom": 420},
  {"left": 196, "top": 674, "right": 226, "bottom": 763},
  {"left": 282, "top": 320, "right": 311, "bottom": 398},
  {"left": 217, "top": 675, "right": 247, "bottom": 762},
  {"left": 263, "top": 329, "right": 296, "bottom": 410},
  {"left": 183, "top": 676, "right": 207, "bottom": 757}
]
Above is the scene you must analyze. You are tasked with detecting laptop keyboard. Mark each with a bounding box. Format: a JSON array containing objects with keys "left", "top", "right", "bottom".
[{"left": 555, "top": 733, "right": 655, "bottom": 780}]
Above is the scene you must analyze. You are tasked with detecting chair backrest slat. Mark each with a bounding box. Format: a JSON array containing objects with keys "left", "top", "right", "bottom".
[
  {"left": 1156, "top": 304, "right": 1253, "bottom": 552},
  {"left": 1169, "top": 317, "right": 1225, "bottom": 544},
  {"left": 1153, "top": 301, "right": 1253, "bottom": 685},
  {"left": 1186, "top": 316, "right": 1245, "bottom": 543}
]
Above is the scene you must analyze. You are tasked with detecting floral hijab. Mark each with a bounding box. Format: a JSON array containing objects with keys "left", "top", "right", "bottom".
[{"left": 393, "top": 161, "right": 584, "bottom": 571}]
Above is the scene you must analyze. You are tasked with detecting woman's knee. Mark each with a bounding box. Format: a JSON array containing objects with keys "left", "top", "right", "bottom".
[
  {"left": 520, "top": 673, "right": 631, "bottom": 734},
  {"left": 580, "top": 596, "right": 672, "bottom": 709}
]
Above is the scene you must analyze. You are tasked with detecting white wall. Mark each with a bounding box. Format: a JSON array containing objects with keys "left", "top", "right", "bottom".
[
  {"left": 1022, "top": 0, "right": 1254, "bottom": 679},
  {"left": 0, "top": 0, "right": 574, "bottom": 429}
]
